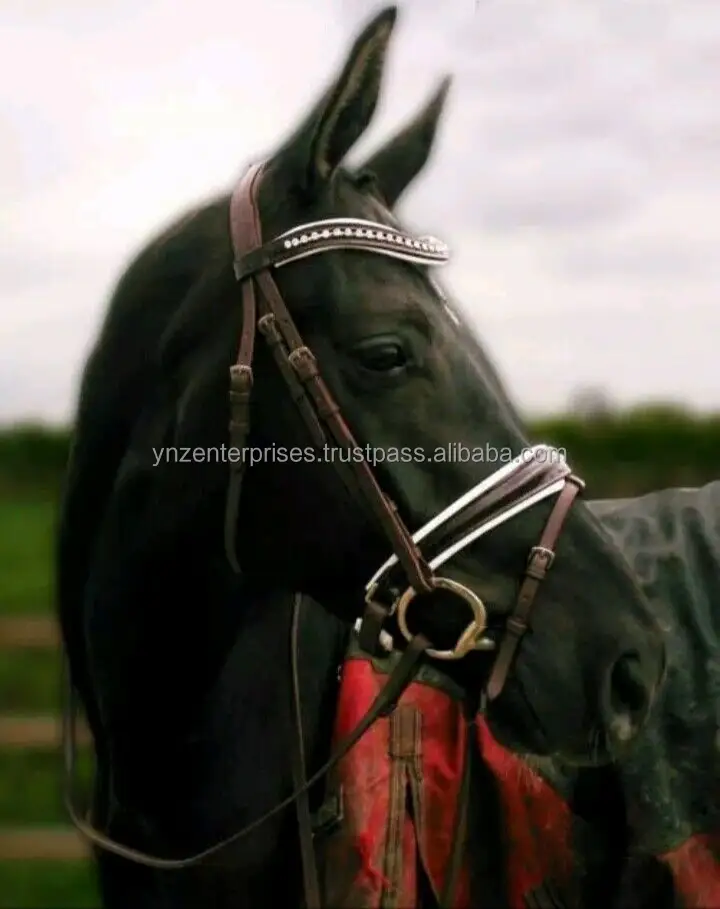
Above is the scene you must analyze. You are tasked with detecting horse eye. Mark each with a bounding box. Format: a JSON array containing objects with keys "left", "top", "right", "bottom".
[{"left": 352, "top": 337, "right": 408, "bottom": 374}]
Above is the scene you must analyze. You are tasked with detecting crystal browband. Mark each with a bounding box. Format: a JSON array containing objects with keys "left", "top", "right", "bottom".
[{"left": 233, "top": 216, "right": 450, "bottom": 280}]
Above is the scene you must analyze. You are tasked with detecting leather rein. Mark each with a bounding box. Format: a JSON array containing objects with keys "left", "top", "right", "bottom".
[{"left": 62, "top": 161, "right": 584, "bottom": 904}]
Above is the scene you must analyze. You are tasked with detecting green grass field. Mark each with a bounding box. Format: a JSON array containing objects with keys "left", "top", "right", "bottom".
[
  {"left": 0, "top": 490, "right": 100, "bottom": 908},
  {"left": 0, "top": 863, "right": 98, "bottom": 909},
  {"left": 0, "top": 499, "right": 56, "bottom": 616}
]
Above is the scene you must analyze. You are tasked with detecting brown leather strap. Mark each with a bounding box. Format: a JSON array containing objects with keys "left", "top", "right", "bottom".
[
  {"left": 485, "top": 476, "right": 584, "bottom": 701},
  {"left": 282, "top": 343, "right": 433, "bottom": 597},
  {"left": 226, "top": 164, "right": 434, "bottom": 600},
  {"left": 439, "top": 710, "right": 474, "bottom": 907},
  {"left": 256, "top": 313, "right": 328, "bottom": 450},
  {"left": 418, "top": 460, "right": 567, "bottom": 569},
  {"left": 223, "top": 164, "right": 264, "bottom": 572},
  {"left": 289, "top": 595, "right": 322, "bottom": 909},
  {"left": 375, "top": 457, "right": 569, "bottom": 597},
  {"left": 62, "top": 631, "right": 429, "bottom": 870}
]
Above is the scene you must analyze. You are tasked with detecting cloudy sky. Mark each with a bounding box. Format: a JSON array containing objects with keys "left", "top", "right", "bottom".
[{"left": 2, "top": 0, "right": 718, "bottom": 422}]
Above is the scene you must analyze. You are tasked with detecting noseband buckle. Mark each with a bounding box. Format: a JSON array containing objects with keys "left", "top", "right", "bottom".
[
  {"left": 395, "top": 577, "right": 495, "bottom": 661},
  {"left": 527, "top": 545, "right": 555, "bottom": 580}
]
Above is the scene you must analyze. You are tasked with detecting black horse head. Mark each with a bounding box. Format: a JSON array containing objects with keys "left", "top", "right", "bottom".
[{"left": 142, "top": 6, "right": 665, "bottom": 765}]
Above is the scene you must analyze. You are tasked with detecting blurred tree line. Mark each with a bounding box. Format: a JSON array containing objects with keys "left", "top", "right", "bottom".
[{"left": 0, "top": 401, "right": 717, "bottom": 499}]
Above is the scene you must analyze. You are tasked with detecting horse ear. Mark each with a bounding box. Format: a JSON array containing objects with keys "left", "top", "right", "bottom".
[
  {"left": 273, "top": 6, "right": 397, "bottom": 194},
  {"left": 358, "top": 76, "right": 451, "bottom": 208}
]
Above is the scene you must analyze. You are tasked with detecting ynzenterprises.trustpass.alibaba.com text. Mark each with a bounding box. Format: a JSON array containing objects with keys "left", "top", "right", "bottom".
[{"left": 151, "top": 443, "right": 567, "bottom": 468}]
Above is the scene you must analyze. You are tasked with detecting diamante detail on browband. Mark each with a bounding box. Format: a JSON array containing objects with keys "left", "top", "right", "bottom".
[
  {"left": 280, "top": 224, "right": 447, "bottom": 255},
  {"left": 232, "top": 215, "right": 450, "bottom": 280}
]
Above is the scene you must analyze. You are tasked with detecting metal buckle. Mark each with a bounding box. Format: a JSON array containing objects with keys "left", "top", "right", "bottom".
[
  {"left": 528, "top": 546, "right": 555, "bottom": 570},
  {"left": 363, "top": 581, "right": 398, "bottom": 616},
  {"left": 395, "top": 576, "right": 495, "bottom": 661}
]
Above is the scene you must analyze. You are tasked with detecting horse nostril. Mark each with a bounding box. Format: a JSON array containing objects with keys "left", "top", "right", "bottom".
[{"left": 602, "top": 651, "right": 652, "bottom": 747}]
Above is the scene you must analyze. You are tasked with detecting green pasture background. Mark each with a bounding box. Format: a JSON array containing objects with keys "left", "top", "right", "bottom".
[{"left": 0, "top": 406, "right": 718, "bottom": 906}]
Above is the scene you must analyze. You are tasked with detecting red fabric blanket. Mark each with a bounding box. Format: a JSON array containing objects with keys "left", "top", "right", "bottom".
[{"left": 315, "top": 649, "right": 720, "bottom": 908}]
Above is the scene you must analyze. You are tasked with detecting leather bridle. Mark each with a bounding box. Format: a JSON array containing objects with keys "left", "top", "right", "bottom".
[
  {"left": 222, "top": 161, "right": 583, "bottom": 699},
  {"left": 62, "top": 160, "right": 584, "bottom": 906}
]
